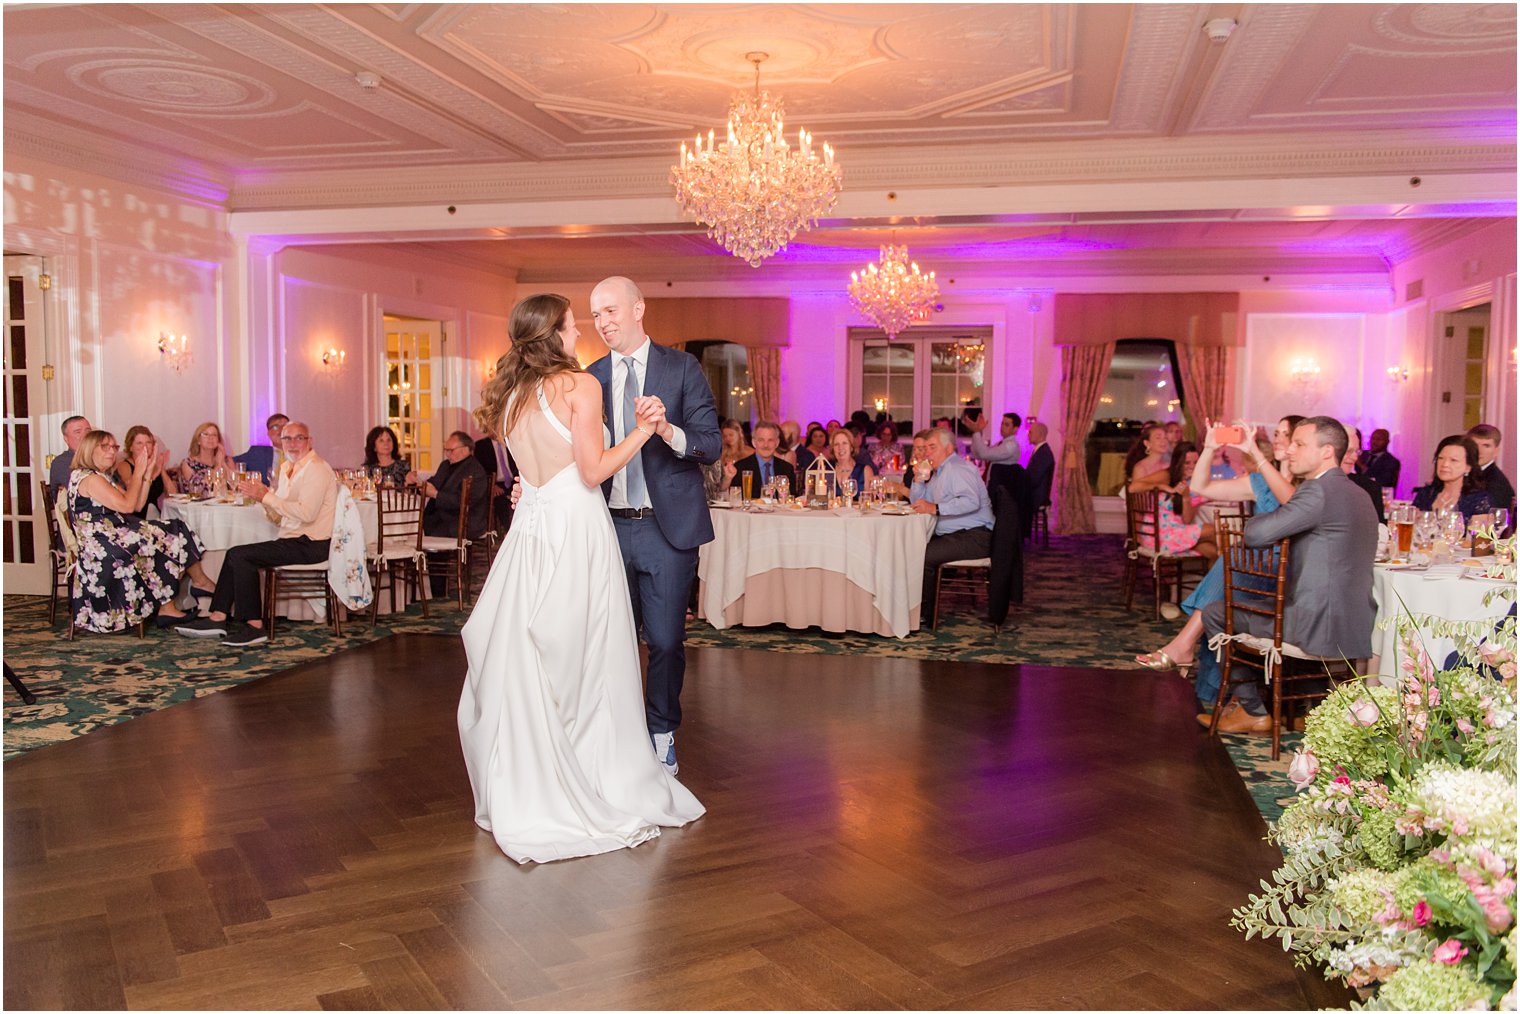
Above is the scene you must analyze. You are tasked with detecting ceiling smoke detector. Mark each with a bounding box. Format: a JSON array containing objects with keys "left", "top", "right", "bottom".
[
  {"left": 1202, "top": 18, "right": 1237, "bottom": 43},
  {"left": 354, "top": 71, "right": 381, "bottom": 89}
]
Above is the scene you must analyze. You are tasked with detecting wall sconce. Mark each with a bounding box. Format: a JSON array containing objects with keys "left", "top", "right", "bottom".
[
  {"left": 320, "top": 347, "right": 346, "bottom": 372},
  {"left": 1289, "top": 357, "right": 1321, "bottom": 386},
  {"left": 1386, "top": 365, "right": 1409, "bottom": 383},
  {"left": 157, "top": 332, "right": 191, "bottom": 373},
  {"left": 872, "top": 397, "right": 886, "bottom": 413}
]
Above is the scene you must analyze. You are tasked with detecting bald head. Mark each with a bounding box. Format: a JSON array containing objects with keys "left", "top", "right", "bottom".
[
  {"left": 1029, "top": 422, "right": 1048, "bottom": 443},
  {"left": 590, "top": 276, "right": 647, "bottom": 355}
]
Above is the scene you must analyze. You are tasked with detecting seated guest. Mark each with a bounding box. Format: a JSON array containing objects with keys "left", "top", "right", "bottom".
[
  {"left": 867, "top": 420, "right": 905, "bottom": 473},
  {"left": 178, "top": 421, "right": 230, "bottom": 495},
  {"left": 50, "top": 414, "right": 92, "bottom": 488},
  {"left": 882, "top": 432, "right": 931, "bottom": 500},
  {"left": 67, "top": 429, "right": 210, "bottom": 632},
  {"left": 795, "top": 423, "right": 830, "bottom": 472},
  {"left": 410, "top": 431, "right": 490, "bottom": 596},
  {"left": 965, "top": 412, "right": 1021, "bottom": 466},
  {"left": 1140, "top": 442, "right": 1218, "bottom": 562},
  {"left": 1197, "top": 417, "right": 1378, "bottom": 732},
  {"left": 233, "top": 413, "right": 289, "bottom": 485},
  {"left": 911, "top": 427, "right": 995, "bottom": 619},
  {"left": 474, "top": 432, "right": 515, "bottom": 529},
  {"left": 1356, "top": 427, "right": 1401, "bottom": 489},
  {"left": 1135, "top": 425, "right": 1296, "bottom": 677},
  {"left": 1208, "top": 446, "right": 1238, "bottom": 482},
  {"left": 174, "top": 421, "right": 335, "bottom": 647},
  {"left": 1122, "top": 423, "right": 1171, "bottom": 493},
  {"left": 1466, "top": 423, "right": 1514, "bottom": 510},
  {"left": 115, "top": 425, "right": 178, "bottom": 519},
  {"left": 1342, "top": 427, "right": 1386, "bottom": 524},
  {"left": 1161, "top": 420, "right": 1184, "bottom": 463},
  {"left": 728, "top": 421, "right": 797, "bottom": 492},
  {"left": 827, "top": 427, "right": 874, "bottom": 497},
  {"left": 363, "top": 425, "right": 411, "bottom": 487},
  {"left": 1413, "top": 435, "right": 1494, "bottom": 521},
  {"left": 933, "top": 416, "right": 966, "bottom": 456},
  {"left": 778, "top": 419, "right": 802, "bottom": 467}
]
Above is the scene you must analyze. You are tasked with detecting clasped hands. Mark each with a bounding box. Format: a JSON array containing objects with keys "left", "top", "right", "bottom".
[{"left": 633, "top": 395, "right": 668, "bottom": 438}]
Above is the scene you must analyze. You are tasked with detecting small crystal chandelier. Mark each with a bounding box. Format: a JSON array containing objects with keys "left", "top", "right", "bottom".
[
  {"left": 848, "top": 239, "right": 940, "bottom": 340},
  {"left": 670, "top": 52, "right": 841, "bottom": 268}
]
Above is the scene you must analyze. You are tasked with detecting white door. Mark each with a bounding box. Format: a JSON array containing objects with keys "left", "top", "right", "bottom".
[
  {"left": 3, "top": 256, "right": 53, "bottom": 594},
  {"left": 383, "top": 316, "right": 445, "bottom": 473}
]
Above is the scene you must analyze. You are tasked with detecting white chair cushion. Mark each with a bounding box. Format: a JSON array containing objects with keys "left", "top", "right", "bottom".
[
  {"left": 943, "top": 558, "right": 991, "bottom": 569},
  {"left": 368, "top": 539, "right": 420, "bottom": 561},
  {"left": 1231, "top": 633, "right": 1330, "bottom": 661},
  {"left": 1132, "top": 545, "right": 1201, "bottom": 560},
  {"left": 418, "top": 536, "right": 469, "bottom": 553},
  {"left": 275, "top": 560, "right": 329, "bottom": 572}
]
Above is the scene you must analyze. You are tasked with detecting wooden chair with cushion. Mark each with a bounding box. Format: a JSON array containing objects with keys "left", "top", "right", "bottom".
[
  {"left": 1205, "top": 517, "right": 1360, "bottom": 760},
  {"left": 40, "top": 481, "right": 70, "bottom": 625},
  {"left": 467, "top": 479, "right": 504, "bottom": 592},
  {"left": 1122, "top": 490, "right": 1208, "bottom": 619},
  {"left": 368, "top": 485, "right": 428, "bottom": 625},
  {"left": 931, "top": 487, "right": 1023, "bottom": 632},
  {"left": 56, "top": 488, "right": 145, "bottom": 640},
  {"left": 260, "top": 559, "right": 341, "bottom": 641},
  {"left": 419, "top": 475, "right": 475, "bottom": 611}
]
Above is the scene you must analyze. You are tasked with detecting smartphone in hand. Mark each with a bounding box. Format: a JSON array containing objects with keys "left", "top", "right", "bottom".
[{"left": 1211, "top": 425, "right": 1245, "bottom": 445}]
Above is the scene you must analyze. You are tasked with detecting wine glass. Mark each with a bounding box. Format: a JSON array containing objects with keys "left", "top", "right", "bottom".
[
  {"left": 842, "top": 477, "right": 857, "bottom": 508},
  {"left": 1494, "top": 507, "right": 1511, "bottom": 535},
  {"left": 775, "top": 475, "right": 789, "bottom": 503}
]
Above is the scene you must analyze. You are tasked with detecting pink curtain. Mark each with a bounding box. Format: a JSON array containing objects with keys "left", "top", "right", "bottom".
[
  {"left": 746, "top": 346, "right": 781, "bottom": 424},
  {"left": 1177, "top": 344, "right": 1230, "bottom": 439},
  {"left": 1055, "top": 342, "right": 1116, "bottom": 534}
]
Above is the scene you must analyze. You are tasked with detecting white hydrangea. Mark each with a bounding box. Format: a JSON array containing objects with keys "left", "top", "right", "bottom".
[{"left": 1405, "top": 764, "right": 1518, "bottom": 849}]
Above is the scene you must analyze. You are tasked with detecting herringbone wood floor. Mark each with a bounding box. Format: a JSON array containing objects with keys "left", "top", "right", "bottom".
[{"left": 4, "top": 637, "right": 1349, "bottom": 1010}]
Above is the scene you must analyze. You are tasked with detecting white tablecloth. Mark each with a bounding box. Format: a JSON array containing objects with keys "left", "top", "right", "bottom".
[
  {"left": 697, "top": 506, "right": 937, "bottom": 638},
  {"left": 162, "top": 498, "right": 378, "bottom": 551},
  {"left": 1371, "top": 562, "right": 1512, "bottom": 673}
]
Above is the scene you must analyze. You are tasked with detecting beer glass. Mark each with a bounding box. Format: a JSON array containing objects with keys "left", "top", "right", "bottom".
[
  {"left": 1394, "top": 504, "right": 1415, "bottom": 556},
  {"left": 741, "top": 469, "right": 754, "bottom": 505}
]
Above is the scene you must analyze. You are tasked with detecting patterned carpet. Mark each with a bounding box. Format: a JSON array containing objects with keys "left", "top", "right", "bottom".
[{"left": 1, "top": 534, "right": 1294, "bottom": 819}]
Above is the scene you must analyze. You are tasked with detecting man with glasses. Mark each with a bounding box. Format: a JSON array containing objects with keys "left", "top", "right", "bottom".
[
  {"left": 174, "top": 421, "right": 336, "bottom": 646},
  {"left": 408, "top": 430, "right": 488, "bottom": 597}
]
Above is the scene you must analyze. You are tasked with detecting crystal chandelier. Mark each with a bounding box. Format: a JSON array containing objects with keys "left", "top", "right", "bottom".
[
  {"left": 670, "top": 53, "right": 841, "bottom": 268},
  {"left": 847, "top": 240, "right": 940, "bottom": 340}
]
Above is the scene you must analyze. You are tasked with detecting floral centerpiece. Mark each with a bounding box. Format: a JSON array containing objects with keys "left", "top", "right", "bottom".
[{"left": 1233, "top": 528, "right": 1517, "bottom": 1010}]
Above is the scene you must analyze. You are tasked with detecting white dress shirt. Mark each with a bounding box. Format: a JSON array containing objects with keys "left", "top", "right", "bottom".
[
  {"left": 970, "top": 429, "right": 1021, "bottom": 464},
  {"left": 609, "top": 337, "right": 688, "bottom": 509}
]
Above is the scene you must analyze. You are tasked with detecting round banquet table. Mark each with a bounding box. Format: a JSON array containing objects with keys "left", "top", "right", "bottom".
[
  {"left": 1370, "top": 561, "right": 1513, "bottom": 674},
  {"left": 696, "top": 504, "right": 938, "bottom": 638},
  {"left": 161, "top": 496, "right": 381, "bottom": 618}
]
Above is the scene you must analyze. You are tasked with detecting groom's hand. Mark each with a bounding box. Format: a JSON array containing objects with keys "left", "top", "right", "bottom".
[{"left": 638, "top": 396, "right": 672, "bottom": 441}]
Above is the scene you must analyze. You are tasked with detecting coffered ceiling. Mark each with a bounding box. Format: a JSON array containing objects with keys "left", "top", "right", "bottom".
[{"left": 4, "top": 3, "right": 1515, "bottom": 280}]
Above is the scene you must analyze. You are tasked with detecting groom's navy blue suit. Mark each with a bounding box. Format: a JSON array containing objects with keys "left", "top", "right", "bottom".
[{"left": 589, "top": 341, "right": 720, "bottom": 735}]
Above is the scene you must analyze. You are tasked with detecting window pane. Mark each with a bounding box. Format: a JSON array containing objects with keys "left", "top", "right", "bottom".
[
  {"left": 1467, "top": 329, "right": 1486, "bottom": 359},
  {"left": 1465, "top": 362, "right": 1485, "bottom": 394},
  {"left": 17, "top": 520, "right": 33, "bottom": 563},
  {"left": 7, "top": 278, "right": 22, "bottom": 319},
  {"left": 3, "top": 522, "right": 12, "bottom": 563},
  {"left": 17, "top": 478, "right": 30, "bottom": 516},
  {"left": 14, "top": 423, "right": 27, "bottom": 468},
  {"left": 12, "top": 376, "right": 26, "bottom": 418},
  {"left": 10, "top": 325, "right": 26, "bottom": 369}
]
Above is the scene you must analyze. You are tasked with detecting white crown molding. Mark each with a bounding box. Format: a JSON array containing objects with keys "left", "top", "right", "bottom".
[
  {"left": 225, "top": 126, "right": 1516, "bottom": 211},
  {"left": 4, "top": 111, "right": 231, "bottom": 203}
]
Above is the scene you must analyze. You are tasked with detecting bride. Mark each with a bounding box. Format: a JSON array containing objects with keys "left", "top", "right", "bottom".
[{"left": 459, "top": 293, "right": 704, "bottom": 864}]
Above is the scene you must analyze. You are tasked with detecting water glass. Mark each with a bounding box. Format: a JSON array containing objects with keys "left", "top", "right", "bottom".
[
  {"left": 842, "top": 477, "right": 857, "bottom": 507},
  {"left": 761, "top": 478, "right": 776, "bottom": 505},
  {"left": 775, "top": 475, "right": 789, "bottom": 503},
  {"left": 1495, "top": 507, "right": 1512, "bottom": 535}
]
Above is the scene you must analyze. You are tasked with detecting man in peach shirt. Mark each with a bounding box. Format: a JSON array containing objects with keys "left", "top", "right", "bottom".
[{"left": 175, "top": 420, "right": 336, "bottom": 646}]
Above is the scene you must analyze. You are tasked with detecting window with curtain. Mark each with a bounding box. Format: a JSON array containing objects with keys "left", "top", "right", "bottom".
[
  {"left": 686, "top": 340, "right": 753, "bottom": 428},
  {"left": 1088, "top": 338, "right": 1184, "bottom": 494}
]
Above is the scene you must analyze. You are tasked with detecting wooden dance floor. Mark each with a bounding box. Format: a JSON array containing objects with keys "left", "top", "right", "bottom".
[{"left": 5, "top": 636, "right": 1348, "bottom": 1010}]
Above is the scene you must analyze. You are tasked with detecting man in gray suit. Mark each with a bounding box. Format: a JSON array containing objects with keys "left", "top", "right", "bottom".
[{"left": 1194, "top": 416, "right": 1378, "bottom": 732}]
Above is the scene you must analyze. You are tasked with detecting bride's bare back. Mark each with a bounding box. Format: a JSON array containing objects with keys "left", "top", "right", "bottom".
[{"left": 504, "top": 375, "right": 578, "bottom": 487}]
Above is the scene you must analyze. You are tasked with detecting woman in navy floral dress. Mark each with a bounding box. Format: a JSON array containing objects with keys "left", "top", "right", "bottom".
[{"left": 67, "top": 430, "right": 209, "bottom": 632}]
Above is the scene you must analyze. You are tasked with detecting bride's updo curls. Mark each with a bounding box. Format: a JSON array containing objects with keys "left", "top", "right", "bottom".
[{"left": 475, "top": 293, "right": 582, "bottom": 439}]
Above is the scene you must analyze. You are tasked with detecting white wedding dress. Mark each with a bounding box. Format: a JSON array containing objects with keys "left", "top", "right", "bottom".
[{"left": 458, "top": 385, "right": 704, "bottom": 863}]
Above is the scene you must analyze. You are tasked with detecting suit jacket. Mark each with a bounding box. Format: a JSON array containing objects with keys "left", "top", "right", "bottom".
[
  {"left": 1025, "top": 443, "right": 1055, "bottom": 508},
  {"left": 1346, "top": 469, "right": 1386, "bottom": 524},
  {"left": 233, "top": 444, "right": 277, "bottom": 485},
  {"left": 589, "top": 341, "right": 722, "bottom": 551},
  {"left": 423, "top": 456, "right": 490, "bottom": 540},
  {"left": 1479, "top": 461, "right": 1515, "bottom": 510},
  {"left": 728, "top": 453, "right": 796, "bottom": 490},
  {"left": 1356, "top": 450, "right": 1400, "bottom": 489},
  {"left": 1243, "top": 467, "right": 1378, "bottom": 659}
]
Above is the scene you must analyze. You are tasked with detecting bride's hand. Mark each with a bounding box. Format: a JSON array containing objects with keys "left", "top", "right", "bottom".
[{"left": 634, "top": 396, "right": 663, "bottom": 435}]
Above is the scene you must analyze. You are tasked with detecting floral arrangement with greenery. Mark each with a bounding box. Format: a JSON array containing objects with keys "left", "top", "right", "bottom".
[{"left": 1232, "top": 530, "right": 1517, "bottom": 1010}]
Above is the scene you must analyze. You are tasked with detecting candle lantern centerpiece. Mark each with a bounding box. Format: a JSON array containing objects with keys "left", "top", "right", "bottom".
[{"left": 804, "top": 456, "right": 835, "bottom": 509}]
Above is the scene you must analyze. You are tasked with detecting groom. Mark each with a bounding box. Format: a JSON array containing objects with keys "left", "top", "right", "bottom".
[{"left": 588, "top": 276, "right": 721, "bottom": 775}]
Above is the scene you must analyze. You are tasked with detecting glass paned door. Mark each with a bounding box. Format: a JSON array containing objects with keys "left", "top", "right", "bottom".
[
  {"left": 849, "top": 327, "right": 992, "bottom": 434},
  {"left": 860, "top": 341, "right": 915, "bottom": 425},
  {"left": 384, "top": 316, "right": 443, "bottom": 473},
  {"left": 3, "top": 256, "right": 50, "bottom": 593}
]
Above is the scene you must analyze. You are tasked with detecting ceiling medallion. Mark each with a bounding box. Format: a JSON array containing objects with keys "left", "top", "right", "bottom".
[
  {"left": 848, "top": 237, "right": 940, "bottom": 340},
  {"left": 670, "top": 52, "right": 841, "bottom": 268}
]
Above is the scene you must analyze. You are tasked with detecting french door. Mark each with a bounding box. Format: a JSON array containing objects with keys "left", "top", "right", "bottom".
[
  {"left": 2, "top": 256, "right": 51, "bottom": 594},
  {"left": 383, "top": 315, "right": 444, "bottom": 473},
  {"left": 847, "top": 326, "right": 992, "bottom": 433}
]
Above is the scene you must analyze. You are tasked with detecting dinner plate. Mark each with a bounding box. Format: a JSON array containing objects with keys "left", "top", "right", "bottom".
[{"left": 708, "top": 501, "right": 733, "bottom": 509}]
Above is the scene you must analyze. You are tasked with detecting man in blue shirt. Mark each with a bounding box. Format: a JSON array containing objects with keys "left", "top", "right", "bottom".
[{"left": 910, "top": 427, "right": 995, "bottom": 622}]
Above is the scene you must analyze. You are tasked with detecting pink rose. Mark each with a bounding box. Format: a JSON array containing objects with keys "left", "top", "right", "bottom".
[
  {"left": 1474, "top": 847, "right": 1508, "bottom": 879},
  {"left": 1433, "top": 940, "right": 1469, "bottom": 965},
  {"left": 1478, "top": 640, "right": 1514, "bottom": 667},
  {"left": 1456, "top": 717, "right": 1476, "bottom": 734},
  {"left": 1348, "top": 697, "right": 1381, "bottom": 727},
  {"left": 1288, "top": 749, "right": 1320, "bottom": 789},
  {"left": 1473, "top": 888, "right": 1514, "bottom": 933},
  {"left": 1412, "top": 901, "right": 1432, "bottom": 926}
]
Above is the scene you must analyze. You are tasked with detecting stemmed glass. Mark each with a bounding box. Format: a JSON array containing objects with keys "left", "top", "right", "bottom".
[
  {"left": 775, "top": 475, "right": 789, "bottom": 504},
  {"left": 842, "top": 477, "right": 857, "bottom": 508}
]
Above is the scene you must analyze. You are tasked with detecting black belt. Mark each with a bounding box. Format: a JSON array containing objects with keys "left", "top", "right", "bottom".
[{"left": 609, "top": 507, "right": 656, "bottom": 519}]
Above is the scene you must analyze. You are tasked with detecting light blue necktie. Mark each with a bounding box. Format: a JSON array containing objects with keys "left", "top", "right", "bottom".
[
  {"left": 621, "top": 356, "right": 647, "bottom": 507},
  {"left": 760, "top": 458, "right": 771, "bottom": 484}
]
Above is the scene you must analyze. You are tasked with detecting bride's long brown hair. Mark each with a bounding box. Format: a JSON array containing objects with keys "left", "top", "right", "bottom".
[{"left": 474, "top": 293, "right": 580, "bottom": 439}]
